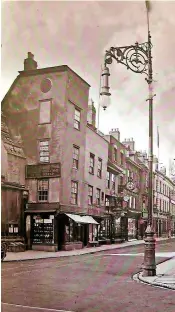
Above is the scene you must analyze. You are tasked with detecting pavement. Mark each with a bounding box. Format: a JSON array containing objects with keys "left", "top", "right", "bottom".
[
  {"left": 137, "top": 257, "right": 175, "bottom": 290},
  {"left": 4, "top": 237, "right": 172, "bottom": 262}
]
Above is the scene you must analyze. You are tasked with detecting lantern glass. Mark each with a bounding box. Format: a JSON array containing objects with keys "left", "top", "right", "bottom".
[{"left": 100, "top": 94, "right": 111, "bottom": 110}]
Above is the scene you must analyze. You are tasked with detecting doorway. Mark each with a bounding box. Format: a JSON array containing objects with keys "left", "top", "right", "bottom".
[
  {"left": 57, "top": 215, "right": 67, "bottom": 250},
  {"left": 81, "top": 224, "right": 89, "bottom": 247}
]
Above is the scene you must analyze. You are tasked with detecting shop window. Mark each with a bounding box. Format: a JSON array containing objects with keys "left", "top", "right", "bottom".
[
  {"left": 72, "top": 145, "right": 79, "bottom": 169},
  {"left": 71, "top": 181, "right": 78, "bottom": 205},
  {"left": 32, "top": 215, "right": 54, "bottom": 244},
  {"left": 89, "top": 153, "right": 95, "bottom": 174},
  {"left": 97, "top": 158, "right": 102, "bottom": 178},
  {"left": 74, "top": 108, "right": 81, "bottom": 130},
  {"left": 39, "top": 140, "right": 49, "bottom": 163},
  {"left": 88, "top": 185, "right": 93, "bottom": 205},
  {"left": 39, "top": 99, "right": 51, "bottom": 124},
  {"left": 38, "top": 180, "right": 49, "bottom": 202},
  {"left": 96, "top": 188, "right": 100, "bottom": 206},
  {"left": 65, "top": 219, "right": 79, "bottom": 242}
]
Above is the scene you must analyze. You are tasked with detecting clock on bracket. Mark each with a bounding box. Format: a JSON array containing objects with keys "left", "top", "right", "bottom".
[{"left": 126, "top": 181, "right": 135, "bottom": 191}]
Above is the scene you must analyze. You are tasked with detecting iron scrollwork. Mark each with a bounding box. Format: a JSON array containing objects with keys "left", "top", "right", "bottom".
[{"left": 105, "top": 40, "right": 152, "bottom": 76}]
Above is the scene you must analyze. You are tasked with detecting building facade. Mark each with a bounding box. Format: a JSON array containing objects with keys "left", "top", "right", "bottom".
[
  {"left": 84, "top": 123, "right": 108, "bottom": 243},
  {"left": 2, "top": 52, "right": 100, "bottom": 251},
  {"left": 103, "top": 129, "right": 127, "bottom": 242},
  {"left": 153, "top": 169, "right": 175, "bottom": 237},
  {"left": 1, "top": 112, "right": 28, "bottom": 239},
  {"left": 122, "top": 140, "right": 149, "bottom": 240},
  {"left": 2, "top": 52, "right": 173, "bottom": 251}
]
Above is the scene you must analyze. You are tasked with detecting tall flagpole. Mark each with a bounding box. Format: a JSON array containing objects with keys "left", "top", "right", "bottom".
[
  {"left": 157, "top": 126, "right": 160, "bottom": 170},
  {"left": 157, "top": 125, "right": 160, "bottom": 237}
]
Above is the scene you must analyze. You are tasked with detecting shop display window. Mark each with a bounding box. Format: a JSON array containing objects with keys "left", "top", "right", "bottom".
[
  {"left": 128, "top": 218, "right": 136, "bottom": 238},
  {"left": 33, "top": 215, "right": 54, "bottom": 244},
  {"left": 65, "top": 220, "right": 79, "bottom": 242}
]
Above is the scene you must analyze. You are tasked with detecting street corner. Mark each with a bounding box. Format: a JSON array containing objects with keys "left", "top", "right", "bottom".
[{"left": 134, "top": 270, "right": 175, "bottom": 291}]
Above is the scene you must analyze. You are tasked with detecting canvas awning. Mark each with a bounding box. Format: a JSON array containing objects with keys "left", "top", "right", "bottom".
[{"left": 65, "top": 213, "right": 99, "bottom": 225}]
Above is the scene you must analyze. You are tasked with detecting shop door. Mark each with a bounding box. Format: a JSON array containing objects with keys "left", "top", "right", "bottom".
[
  {"left": 81, "top": 224, "right": 89, "bottom": 246},
  {"left": 121, "top": 217, "right": 128, "bottom": 241},
  {"left": 58, "top": 219, "right": 65, "bottom": 250}
]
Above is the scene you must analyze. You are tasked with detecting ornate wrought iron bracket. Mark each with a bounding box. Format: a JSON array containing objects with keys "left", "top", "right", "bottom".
[{"left": 104, "top": 40, "right": 152, "bottom": 76}]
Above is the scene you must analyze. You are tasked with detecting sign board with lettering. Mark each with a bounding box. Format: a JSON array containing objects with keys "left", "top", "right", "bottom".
[{"left": 26, "top": 163, "right": 61, "bottom": 179}]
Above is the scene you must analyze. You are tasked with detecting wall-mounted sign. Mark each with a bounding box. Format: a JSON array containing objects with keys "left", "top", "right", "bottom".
[
  {"left": 26, "top": 163, "right": 61, "bottom": 179},
  {"left": 44, "top": 219, "right": 52, "bottom": 224}
]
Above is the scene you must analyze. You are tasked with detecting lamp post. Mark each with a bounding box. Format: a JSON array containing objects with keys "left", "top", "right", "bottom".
[{"left": 100, "top": 4, "right": 156, "bottom": 276}]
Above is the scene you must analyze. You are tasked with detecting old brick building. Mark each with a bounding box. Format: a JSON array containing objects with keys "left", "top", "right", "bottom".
[
  {"left": 2, "top": 52, "right": 101, "bottom": 251},
  {"left": 84, "top": 121, "right": 108, "bottom": 244},
  {"left": 102, "top": 129, "right": 127, "bottom": 242},
  {"left": 122, "top": 139, "right": 149, "bottom": 240}
]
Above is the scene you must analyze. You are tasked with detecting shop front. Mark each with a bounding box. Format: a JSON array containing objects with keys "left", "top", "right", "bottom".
[
  {"left": 57, "top": 213, "right": 99, "bottom": 251},
  {"left": 25, "top": 207, "right": 100, "bottom": 251},
  {"left": 126, "top": 210, "right": 141, "bottom": 240},
  {"left": 98, "top": 215, "right": 124, "bottom": 243},
  {"left": 25, "top": 210, "right": 58, "bottom": 252}
]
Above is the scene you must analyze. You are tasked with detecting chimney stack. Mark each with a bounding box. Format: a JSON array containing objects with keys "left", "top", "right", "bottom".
[
  {"left": 87, "top": 99, "right": 96, "bottom": 129},
  {"left": 109, "top": 128, "right": 120, "bottom": 141},
  {"left": 122, "top": 138, "right": 135, "bottom": 151},
  {"left": 24, "top": 52, "right": 38, "bottom": 71}
]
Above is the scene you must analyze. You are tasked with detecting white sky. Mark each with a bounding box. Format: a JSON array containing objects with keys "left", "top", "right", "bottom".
[{"left": 1, "top": 0, "right": 175, "bottom": 173}]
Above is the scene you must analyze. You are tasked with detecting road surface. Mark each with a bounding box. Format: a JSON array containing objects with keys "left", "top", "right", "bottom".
[{"left": 2, "top": 240, "right": 175, "bottom": 312}]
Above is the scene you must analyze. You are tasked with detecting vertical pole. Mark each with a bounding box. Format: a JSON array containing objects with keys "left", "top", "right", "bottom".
[
  {"left": 142, "top": 2, "right": 156, "bottom": 276},
  {"left": 97, "top": 65, "right": 102, "bottom": 130}
]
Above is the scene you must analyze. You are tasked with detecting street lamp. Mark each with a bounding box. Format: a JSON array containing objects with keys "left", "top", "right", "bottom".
[{"left": 100, "top": 3, "right": 156, "bottom": 276}]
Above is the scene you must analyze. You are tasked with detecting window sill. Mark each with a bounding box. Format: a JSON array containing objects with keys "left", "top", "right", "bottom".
[
  {"left": 38, "top": 201, "right": 48, "bottom": 203},
  {"left": 38, "top": 161, "right": 50, "bottom": 164},
  {"left": 38, "top": 122, "right": 51, "bottom": 126}
]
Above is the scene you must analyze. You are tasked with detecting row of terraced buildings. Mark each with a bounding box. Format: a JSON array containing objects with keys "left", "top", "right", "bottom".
[{"left": 1, "top": 53, "right": 175, "bottom": 251}]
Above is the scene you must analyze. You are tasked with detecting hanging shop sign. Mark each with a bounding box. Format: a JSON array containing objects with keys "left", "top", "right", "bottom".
[{"left": 26, "top": 163, "right": 61, "bottom": 179}]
